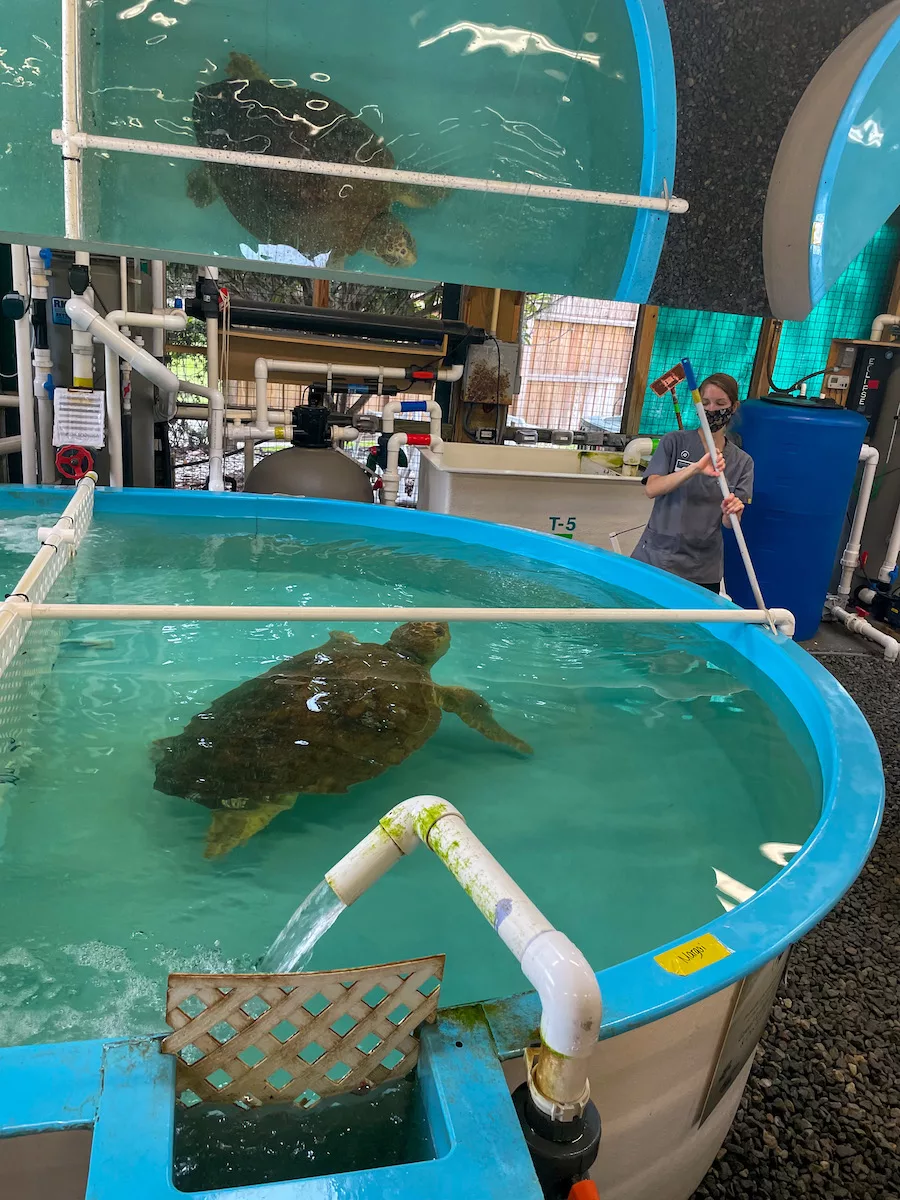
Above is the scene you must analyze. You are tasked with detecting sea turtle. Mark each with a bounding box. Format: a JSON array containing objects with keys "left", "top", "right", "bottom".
[
  {"left": 151, "top": 622, "right": 531, "bottom": 858},
  {"left": 188, "top": 52, "right": 445, "bottom": 268}
]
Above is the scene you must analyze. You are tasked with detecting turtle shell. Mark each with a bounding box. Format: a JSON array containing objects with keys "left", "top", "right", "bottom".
[
  {"left": 192, "top": 71, "right": 396, "bottom": 258},
  {"left": 152, "top": 636, "right": 441, "bottom": 809}
]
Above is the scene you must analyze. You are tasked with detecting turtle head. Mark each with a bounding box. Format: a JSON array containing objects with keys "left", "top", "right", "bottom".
[
  {"left": 388, "top": 621, "right": 450, "bottom": 668},
  {"left": 225, "top": 52, "right": 270, "bottom": 82},
  {"left": 363, "top": 213, "right": 417, "bottom": 268}
]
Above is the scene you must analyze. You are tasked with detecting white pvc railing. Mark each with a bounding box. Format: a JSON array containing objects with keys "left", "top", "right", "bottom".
[
  {"left": 53, "top": 0, "right": 688, "bottom": 241},
  {"left": 0, "top": 475, "right": 98, "bottom": 771},
  {"left": 2, "top": 602, "right": 797, "bottom": 637}
]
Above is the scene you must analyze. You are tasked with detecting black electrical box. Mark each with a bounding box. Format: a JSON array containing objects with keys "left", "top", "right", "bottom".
[{"left": 846, "top": 345, "right": 900, "bottom": 428}]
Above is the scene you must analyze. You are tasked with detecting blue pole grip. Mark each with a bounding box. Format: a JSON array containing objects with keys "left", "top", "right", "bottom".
[{"left": 681, "top": 358, "right": 699, "bottom": 392}]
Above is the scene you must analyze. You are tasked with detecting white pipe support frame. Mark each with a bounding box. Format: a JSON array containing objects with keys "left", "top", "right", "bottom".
[
  {"left": 382, "top": 433, "right": 444, "bottom": 506},
  {"left": 326, "top": 796, "right": 602, "bottom": 1121},
  {"left": 10, "top": 246, "right": 38, "bottom": 485},
  {"left": 870, "top": 313, "right": 900, "bottom": 342},
  {"left": 51, "top": 125, "right": 689, "bottom": 215},
  {"left": 16, "top": 604, "right": 798, "bottom": 633},
  {"left": 839, "top": 445, "right": 880, "bottom": 596},
  {"left": 60, "top": 0, "right": 84, "bottom": 240},
  {"left": 828, "top": 600, "right": 900, "bottom": 662}
]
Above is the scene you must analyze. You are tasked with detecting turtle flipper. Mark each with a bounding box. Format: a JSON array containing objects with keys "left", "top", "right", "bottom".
[
  {"left": 187, "top": 166, "right": 217, "bottom": 209},
  {"left": 204, "top": 796, "right": 297, "bottom": 858},
  {"left": 436, "top": 685, "right": 532, "bottom": 755},
  {"left": 391, "top": 184, "right": 451, "bottom": 209}
]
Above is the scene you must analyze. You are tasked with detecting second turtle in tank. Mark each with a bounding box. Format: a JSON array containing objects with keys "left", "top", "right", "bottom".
[
  {"left": 188, "top": 52, "right": 445, "bottom": 268},
  {"left": 152, "top": 622, "right": 532, "bottom": 858}
]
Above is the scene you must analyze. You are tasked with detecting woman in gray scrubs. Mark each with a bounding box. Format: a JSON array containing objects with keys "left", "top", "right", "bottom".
[{"left": 631, "top": 373, "right": 753, "bottom": 592}]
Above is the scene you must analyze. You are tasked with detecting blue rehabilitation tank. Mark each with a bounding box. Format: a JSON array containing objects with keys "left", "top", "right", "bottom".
[{"left": 723, "top": 397, "right": 867, "bottom": 641}]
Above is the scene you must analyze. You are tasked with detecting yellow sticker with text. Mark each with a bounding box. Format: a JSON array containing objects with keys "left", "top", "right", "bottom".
[{"left": 654, "top": 933, "right": 732, "bottom": 977}]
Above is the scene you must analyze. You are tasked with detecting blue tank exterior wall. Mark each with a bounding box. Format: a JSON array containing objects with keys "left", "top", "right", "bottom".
[{"left": 724, "top": 399, "right": 868, "bottom": 641}]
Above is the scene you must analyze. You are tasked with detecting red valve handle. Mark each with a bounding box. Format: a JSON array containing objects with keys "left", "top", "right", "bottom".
[{"left": 55, "top": 445, "right": 95, "bottom": 481}]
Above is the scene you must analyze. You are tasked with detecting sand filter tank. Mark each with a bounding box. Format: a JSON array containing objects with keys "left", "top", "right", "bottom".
[{"left": 724, "top": 397, "right": 867, "bottom": 640}]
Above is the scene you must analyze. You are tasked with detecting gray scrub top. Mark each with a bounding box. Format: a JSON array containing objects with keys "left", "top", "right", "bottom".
[{"left": 631, "top": 430, "right": 754, "bottom": 586}]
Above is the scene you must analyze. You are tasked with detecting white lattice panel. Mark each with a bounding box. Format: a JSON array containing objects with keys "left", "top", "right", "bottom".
[{"left": 162, "top": 957, "right": 444, "bottom": 1111}]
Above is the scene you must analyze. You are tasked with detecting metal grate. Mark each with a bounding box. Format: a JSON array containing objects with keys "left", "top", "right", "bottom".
[
  {"left": 641, "top": 309, "right": 763, "bottom": 436},
  {"left": 163, "top": 957, "right": 444, "bottom": 1110},
  {"left": 773, "top": 223, "right": 900, "bottom": 394},
  {"left": 517, "top": 295, "right": 639, "bottom": 433}
]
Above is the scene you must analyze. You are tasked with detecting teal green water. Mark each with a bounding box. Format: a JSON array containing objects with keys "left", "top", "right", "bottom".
[
  {"left": 0, "top": 512, "right": 821, "bottom": 1047},
  {"left": 1, "top": 0, "right": 643, "bottom": 297}
]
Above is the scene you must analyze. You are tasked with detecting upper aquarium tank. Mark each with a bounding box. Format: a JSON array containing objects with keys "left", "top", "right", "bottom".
[{"left": 0, "top": 0, "right": 678, "bottom": 299}]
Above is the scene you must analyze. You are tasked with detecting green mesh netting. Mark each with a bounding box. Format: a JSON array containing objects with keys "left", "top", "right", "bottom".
[
  {"left": 640, "top": 311, "right": 762, "bottom": 435},
  {"left": 772, "top": 222, "right": 900, "bottom": 393},
  {"left": 639, "top": 221, "right": 899, "bottom": 436}
]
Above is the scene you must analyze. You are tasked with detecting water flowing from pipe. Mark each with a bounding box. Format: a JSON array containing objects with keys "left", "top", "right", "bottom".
[{"left": 258, "top": 880, "right": 346, "bottom": 973}]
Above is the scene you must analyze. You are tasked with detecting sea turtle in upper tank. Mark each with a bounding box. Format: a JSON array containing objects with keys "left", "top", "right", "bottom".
[
  {"left": 151, "top": 622, "right": 532, "bottom": 859},
  {"left": 187, "top": 52, "right": 447, "bottom": 269}
]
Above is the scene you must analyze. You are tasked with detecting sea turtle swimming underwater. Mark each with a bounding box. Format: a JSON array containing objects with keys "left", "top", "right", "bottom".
[
  {"left": 151, "top": 622, "right": 532, "bottom": 858},
  {"left": 188, "top": 52, "right": 445, "bottom": 268}
]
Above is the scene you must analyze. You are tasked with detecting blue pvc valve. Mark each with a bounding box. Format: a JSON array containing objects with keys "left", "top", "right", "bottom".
[
  {"left": 174, "top": 297, "right": 184, "bottom": 309},
  {"left": 681, "top": 358, "right": 699, "bottom": 392},
  {"left": 40, "top": 248, "right": 53, "bottom": 268}
]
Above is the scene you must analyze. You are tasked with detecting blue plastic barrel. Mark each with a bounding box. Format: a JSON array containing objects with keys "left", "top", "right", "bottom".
[{"left": 723, "top": 398, "right": 867, "bottom": 641}]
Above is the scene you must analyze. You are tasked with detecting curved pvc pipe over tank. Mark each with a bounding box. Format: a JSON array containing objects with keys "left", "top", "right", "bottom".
[{"left": 325, "top": 796, "right": 602, "bottom": 1120}]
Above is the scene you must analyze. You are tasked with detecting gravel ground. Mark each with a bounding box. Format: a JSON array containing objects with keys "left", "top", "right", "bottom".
[{"left": 693, "top": 652, "right": 900, "bottom": 1199}]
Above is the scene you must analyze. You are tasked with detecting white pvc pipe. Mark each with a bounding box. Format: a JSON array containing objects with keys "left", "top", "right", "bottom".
[
  {"left": 50, "top": 129, "right": 690, "bottom": 215},
  {"left": 150, "top": 261, "right": 166, "bottom": 358},
  {"left": 870, "top": 313, "right": 900, "bottom": 342},
  {"left": 14, "top": 603, "right": 797, "bottom": 633},
  {"left": 383, "top": 432, "right": 444, "bottom": 506},
  {"left": 10, "top": 245, "right": 37, "bottom": 485},
  {"left": 27, "top": 247, "right": 55, "bottom": 484},
  {"left": 830, "top": 602, "right": 900, "bottom": 662},
  {"left": 102, "top": 310, "right": 186, "bottom": 489},
  {"left": 102, "top": 345, "right": 124, "bottom": 488},
  {"left": 325, "top": 796, "right": 602, "bottom": 1118},
  {"left": 878, "top": 492, "right": 900, "bottom": 585},
  {"left": 0, "top": 436, "right": 23, "bottom": 454},
  {"left": 60, "top": 0, "right": 84, "bottom": 240},
  {"left": 71, "top": 252, "right": 95, "bottom": 388},
  {"left": 839, "top": 445, "right": 879, "bottom": 596},
  {"left": 622, "top": 437, "right": 653, "bottom": 478},
  {"left": 180, "top": 381, "right": 225, "bottom": 492},
  {"left": 67, "top": 297, "right": 224, "bottom": 491},
  {"left": 67, "top": 298, "right": 175, "bottom": 397},
  {"left": 382, "top": 395, "right": 445, "bottom": 438},
  {"left": 253, "top": 358, "right": 462, "bottom": 433}
]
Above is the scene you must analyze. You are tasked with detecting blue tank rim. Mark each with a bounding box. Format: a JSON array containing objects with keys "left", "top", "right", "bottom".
[
  {"left": 810, "top": 9, "right": 900, "bottom": 307},
  {"left": 616, "top": 0, "right": 678, "bottom": 302},
  {"left": 0, "top": 484, "right": 884, "bottom": 1053}
]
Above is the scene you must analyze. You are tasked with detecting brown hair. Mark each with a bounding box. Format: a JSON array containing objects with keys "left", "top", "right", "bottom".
[{"left": 700, "top": 373, "right": 740, "bottom": 408}]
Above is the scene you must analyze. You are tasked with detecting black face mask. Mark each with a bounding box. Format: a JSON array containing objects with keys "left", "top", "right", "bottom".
[{"left": 705, "top": 408, "right": 733, "bottom": 433}]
